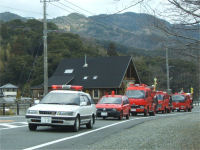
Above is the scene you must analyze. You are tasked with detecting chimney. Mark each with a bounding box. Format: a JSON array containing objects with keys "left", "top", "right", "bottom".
[{"left": 83, "top": 54, "right": 88, "bottom": 67}]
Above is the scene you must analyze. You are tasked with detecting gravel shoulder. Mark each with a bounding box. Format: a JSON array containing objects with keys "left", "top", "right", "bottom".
[{"left": 88, "top": 111, "right": 200, "bottom": 150}]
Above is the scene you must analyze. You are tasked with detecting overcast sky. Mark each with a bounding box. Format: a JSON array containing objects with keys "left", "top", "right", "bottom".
[{"left": 0, "top": 0, "right": 169, "bottom": 19}]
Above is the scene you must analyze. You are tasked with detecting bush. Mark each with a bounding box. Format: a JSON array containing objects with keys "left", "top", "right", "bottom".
[{"left": 0, "top": 109, "right": 15, "bottom": 115}]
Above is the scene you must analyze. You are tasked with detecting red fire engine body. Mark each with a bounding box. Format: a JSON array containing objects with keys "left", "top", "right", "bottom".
[
  {"left": 172, "top": 93, "right": 192, "bottom": 112},
  {"left": 125, "top": 84, "right": 156, "bottom": 116},
  {"left": 155, "top": 91, "right": 172, "bottom": 113}
]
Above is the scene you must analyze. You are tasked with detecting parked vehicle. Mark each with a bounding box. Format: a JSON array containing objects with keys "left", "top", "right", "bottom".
[
  {"left": 96, "top": 93, "right": 130, "bottom": 120},
  {"left": 125, "top": 84, "right": 156, "bottom": 116},
  {"left": 172, "top": 93, "right": 192, "bottom": 112},
  {"left": 155, "top": 91, "right": 172, "bottom": 113},
  {"left": 26, "top": 85, "right": 96, "bottom": 132}
]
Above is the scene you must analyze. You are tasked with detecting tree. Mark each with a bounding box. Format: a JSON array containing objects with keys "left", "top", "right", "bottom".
[{"left": 107, "top": 42, "right": 118, "bottom": 56}]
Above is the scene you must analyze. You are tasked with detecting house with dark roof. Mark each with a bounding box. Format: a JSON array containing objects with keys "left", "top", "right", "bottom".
[
  {"left": 32, "top": 56, "right": 140, "bottom": 102},
  {"left": 0, "top": 83, "right": 18, "bottom": 97}
]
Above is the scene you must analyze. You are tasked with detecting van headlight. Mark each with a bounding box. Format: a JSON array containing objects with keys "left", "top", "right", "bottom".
[
  {"left": 27, "top": 110, "right": 39, "bottom": 114},
  {"left": 57, "top": 111, "right": 74, "bottom": 116}
]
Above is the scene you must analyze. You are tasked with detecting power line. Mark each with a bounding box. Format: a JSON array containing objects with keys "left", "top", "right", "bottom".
[
  {"left": 49, "top": 2, "right": 71, "bottom": 14},
  {"left": 96, "top": 0, "right": 144, "bottom": 19},
  {"left": 63, "top": 0, "right": 95, "bottom": 16},
  {"left": 50, "top": 1, "right": 137, "bottom": 35},
  {"left": 48, "top": 2, "right": 76, "bottom": 24},
  {"left": 57, "top": 1, "right": 82, "bottom": 15}
]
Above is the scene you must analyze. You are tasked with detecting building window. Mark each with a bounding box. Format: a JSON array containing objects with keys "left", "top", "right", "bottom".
[
  {"left": 64, "top": 69, "right": 74, "bottom": 74},
  {"left": 93, "top": 89, "right": 99, "bottom": 99},
  {"left": 83, "top": 76, "right": 88, "bottom": 80},
  {"left": 93, "top": 75, "right": 98, "bottom": 80}
]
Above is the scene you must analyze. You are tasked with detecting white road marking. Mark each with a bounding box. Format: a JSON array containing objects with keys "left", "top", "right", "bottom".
[
  {"left": 0, "top": 122, "right": 28, "bottom": 130},
  {"left": 0, "top": 116, "right": 25, "bottom": 119},
  {"left": 0, "top": 125, "right": 28, "bottom": 130},
  {"left": 23, "top": 117, "right": 143, "bottom": 150},
  {"left": 10, "top": 122, "right": 28, "bottom": 125},
  {"left": 0, "top": 124, "right": 18, "bottom": 128}
]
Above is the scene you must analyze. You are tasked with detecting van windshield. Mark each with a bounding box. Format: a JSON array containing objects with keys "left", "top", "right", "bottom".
[
  {"left": 99, "top": 97, "right": 122, "bottom": 104},
  {"left": 172, "top": 95, "right": 185, "bottom": 102},
  {"left": 40, "top": 92, "right": 80, "bottom": 105},
  {"left": 125, "top": 90, "right": 145, "bottom": 99}
]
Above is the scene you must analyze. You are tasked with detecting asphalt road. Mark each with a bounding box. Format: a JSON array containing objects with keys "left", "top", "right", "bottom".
[{"left": 0, "top": 106, "right": 199, "bottom": 150}]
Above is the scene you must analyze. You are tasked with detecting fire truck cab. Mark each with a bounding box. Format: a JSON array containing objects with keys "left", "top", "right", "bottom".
[
  {"left": 125, "top": 84, "right": 156, "bottom": 116},
  {"left": 155, "top": 91, "right": 171, "bottom": 113},
  {"left": 172, "top": 93, "right": 192, "bottom": 112}
]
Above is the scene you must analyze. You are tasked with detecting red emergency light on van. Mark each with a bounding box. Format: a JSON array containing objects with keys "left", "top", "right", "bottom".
[{"left": 51, "top": 85, "right": 83, "bottom": 91}]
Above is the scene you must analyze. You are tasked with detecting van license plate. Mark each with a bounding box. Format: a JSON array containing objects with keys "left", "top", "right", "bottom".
[
  {"left": 131, "top": 109, "right": 136, "bottom": 111},
  {"left": 101, "top": 112, "right": 107, "bottom": 116},
  {"left": 41, "top": 117, "right": 52, "bottom": 123}
]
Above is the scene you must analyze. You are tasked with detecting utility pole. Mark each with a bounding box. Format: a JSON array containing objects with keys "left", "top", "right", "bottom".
[
  {"left": 43, "top": 0, "right": 48, "bottom": 96},
  {"left": 41, "top": 0, "right": 58, "bottom": 96},
  {"left": 166, "top": 46, "right": 170, "bottom": 93},
  {"left": 198, "top": 26, "right": 200, "bottom": 103}
]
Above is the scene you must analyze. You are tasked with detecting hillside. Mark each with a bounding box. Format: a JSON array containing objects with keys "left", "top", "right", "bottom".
[
  {"left": 50, "top": 12, "right": 171, "bottom": 50},
  {"left": 1, "top": 12, "right": 197, "bottom": 52},
  {"left": 0, "top": 12, "right": 27, "bottom": 22}
]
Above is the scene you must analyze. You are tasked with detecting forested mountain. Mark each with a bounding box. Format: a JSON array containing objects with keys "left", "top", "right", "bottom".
[
  {"left": 0, "top": 13, "right": 198, "bottom": 97},
  {"left": 1, "top": 12, "right": 198, "bottom": 52},
  {"left": 0, "top": 19, "right": 106, "bottom": 95},
  {"left": 0, "top": 12, "right": 27, "bottom": 22},
  {"left": 50, "top": 12, "right": 168, "bottom": 50}
]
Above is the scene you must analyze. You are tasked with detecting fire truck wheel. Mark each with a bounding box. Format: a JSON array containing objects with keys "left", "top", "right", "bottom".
[
  {"left": 131, "top": 112, "right": 137, "bottom": 116},
  {"left": 144, "top": 109, "right": 148, "bottom": 116}
]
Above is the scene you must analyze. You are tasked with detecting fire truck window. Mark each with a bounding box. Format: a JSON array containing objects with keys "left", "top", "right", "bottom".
[
  {"left": 172, "top": 95, "right": 185, "bottom": 102},
  {"left": 125, "top": 90, "right": 145, "bottom": 99}
]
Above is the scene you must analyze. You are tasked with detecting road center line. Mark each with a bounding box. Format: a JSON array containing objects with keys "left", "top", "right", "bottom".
[{"left": 23, "top": 117, "right": 143, "bottom": 150}]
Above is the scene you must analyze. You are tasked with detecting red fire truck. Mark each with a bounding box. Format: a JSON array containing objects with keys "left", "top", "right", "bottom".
[
  {"left": 155, "top": 91, "right": 172, "bottom": 113},
  {"left": 172, "top": 93, "right": 192, "bottom": 112},
  {"left": 125, "top": 84, "right": 156, "bottom": 116}
]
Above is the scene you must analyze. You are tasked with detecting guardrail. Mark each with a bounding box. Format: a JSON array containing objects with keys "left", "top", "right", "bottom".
[
  {"left": 0, "top": 102, "right": 33, "bottom": 116},
  {"left": 0, "top": 101, "right": 199, "bottom": 116}
]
